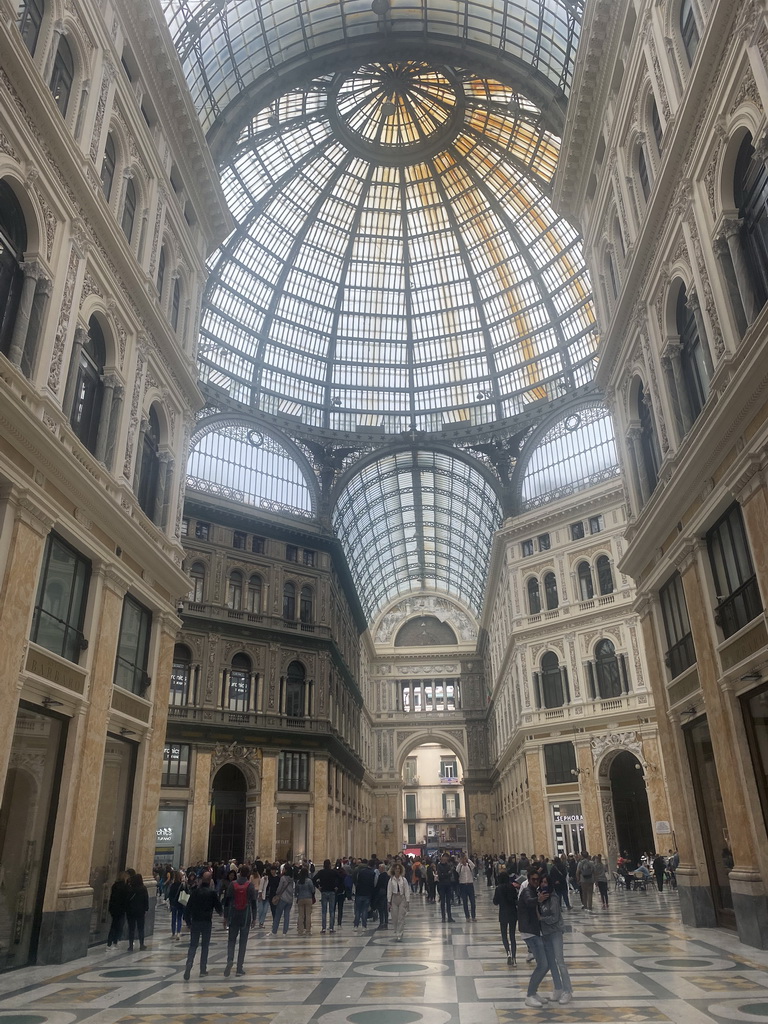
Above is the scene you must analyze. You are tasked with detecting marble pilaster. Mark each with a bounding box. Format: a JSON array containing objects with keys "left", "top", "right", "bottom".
[{"left": 188, "top": 748, "right": 213, "bottom": 864}]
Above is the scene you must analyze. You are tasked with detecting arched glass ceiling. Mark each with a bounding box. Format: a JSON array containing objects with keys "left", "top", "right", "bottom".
[
  {"left": 187, "top": 420, "right": 316, "bottom": 516},
  {"left": 332, "top": 449, "right": 503, "bottom": 620},
  {"left": 163, "top": 0, "right": 582, "bottom": 136},
  {"left": 519, "top": 405, "right": 620, "bottom": 510},
  {"left": 199, "top": 65, "right": 596, "bottom": 438}
]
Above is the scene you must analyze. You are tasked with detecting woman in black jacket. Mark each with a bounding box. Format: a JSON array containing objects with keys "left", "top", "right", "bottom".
[
  {"left": 126, "top": 872, "right": 150, "bottom": 951},
  {"left": 493, "top": 871, "right": 518, "bottom": 965},
  {"left": 106, "top": 871, "right": 129, "bottom": 948}
]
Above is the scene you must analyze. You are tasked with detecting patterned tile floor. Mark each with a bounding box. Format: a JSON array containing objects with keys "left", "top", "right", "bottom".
[{"left": 2, "top": 885, "right": 768, "bottom": 1024}]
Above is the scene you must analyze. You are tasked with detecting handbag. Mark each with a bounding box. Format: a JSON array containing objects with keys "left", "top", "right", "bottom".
[
  {"left": 178, "top": 890, "right": 190, "bottom": 906},
  {"left": 271, "top": 895, "right": 280, "bottom": 905}
]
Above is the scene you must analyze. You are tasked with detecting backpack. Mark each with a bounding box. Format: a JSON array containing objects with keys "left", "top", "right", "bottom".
[
  {"left": 580, "top": 859, "right": 594, "bottom": 881},
  {"left": 232, "top": 879, "right": 249, "bottom": 911}
]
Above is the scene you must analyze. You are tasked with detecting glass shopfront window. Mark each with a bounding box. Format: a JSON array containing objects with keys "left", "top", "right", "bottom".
[
  {"left": 154, "top": 807, "right": 186, "bottom": 871},
  {"left": 88, "top": 735, "right": 137, "bottom": 944},
  {"left": 0, "top": 703, "right": 67, "bottom": 972},
  {"left": 742, "top": 684, "right": 768, "bottom": 837}
]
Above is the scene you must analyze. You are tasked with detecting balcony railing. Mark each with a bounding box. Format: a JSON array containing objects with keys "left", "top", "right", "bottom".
[{"left": 181, "top": 600, "right": 331, "bottom": 637}]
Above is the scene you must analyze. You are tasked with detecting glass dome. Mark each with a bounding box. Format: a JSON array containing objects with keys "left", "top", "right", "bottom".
[{"left": 199, "top": 64, "right": 597, "bottom": 439}]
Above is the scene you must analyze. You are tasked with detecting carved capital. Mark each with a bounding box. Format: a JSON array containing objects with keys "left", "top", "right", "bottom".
[{"left": 720, "top": 216, "right": 743, "bottom": 239}]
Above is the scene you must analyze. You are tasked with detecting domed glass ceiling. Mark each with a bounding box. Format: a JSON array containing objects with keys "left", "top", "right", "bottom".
[{"left": 199, "top": 64, "right": 597, "bottom": 437}]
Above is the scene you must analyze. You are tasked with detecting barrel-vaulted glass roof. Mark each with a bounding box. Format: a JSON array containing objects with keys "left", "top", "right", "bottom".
[
  {"left": 162, "top": 0, "right": 582, "bottom": 137},
  {"left": 332, "top": 449, "right": 503, "bottom": 620},
  {"left": 198, "top": 64, "right": 596, "bottom": 438}
]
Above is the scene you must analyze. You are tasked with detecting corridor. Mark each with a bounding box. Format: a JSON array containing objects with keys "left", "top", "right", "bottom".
[{"left": 1, "top": 885, "right": 767, "bottom": 1024}]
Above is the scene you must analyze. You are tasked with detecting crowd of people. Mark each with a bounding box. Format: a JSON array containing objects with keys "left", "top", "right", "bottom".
[{"left": 104, "top": 846, "right": 678, "bottom": 1000}]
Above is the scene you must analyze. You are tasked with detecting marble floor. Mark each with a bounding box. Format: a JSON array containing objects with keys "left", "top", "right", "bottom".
[{"left": 2, "top": 885, "right": 768, "bottom": 1024}]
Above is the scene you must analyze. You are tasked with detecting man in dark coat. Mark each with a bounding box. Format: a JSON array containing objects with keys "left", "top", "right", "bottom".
[
  {"left": 106, "top": 871, "right": 130, "bottom": 948},
  {"left": 353, "top": 859, "right": 376, "bottom": 930},
  {"left": 183, "top": 870, "right": 223, "bottom": 980}
]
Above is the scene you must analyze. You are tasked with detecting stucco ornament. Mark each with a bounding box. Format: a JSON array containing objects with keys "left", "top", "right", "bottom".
[
  {"left": 591, "top": 731, "right": 642, "bottom": 774},
  {"left": 211, "top": 741, "right": 262, "bottom": 787},
  {"left": 375, "top": 594, "right": 478, "bottom": 644}
]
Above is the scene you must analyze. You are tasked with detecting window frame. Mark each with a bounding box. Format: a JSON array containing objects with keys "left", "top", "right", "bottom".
[
  {"left": 161, "top": 743, "right": 190, "bottom": 786},
  {"left": 31, "top": 532, "right": 90, "bottom": 663},
  {"left": 49, "top": 34, "right": 74, "bottom": 117},
  {"left": 659, "top": 570, "right": 696, "bottom": 677},
  {"left": 114, "top": 594, "right": 152, "bottom": 695}
]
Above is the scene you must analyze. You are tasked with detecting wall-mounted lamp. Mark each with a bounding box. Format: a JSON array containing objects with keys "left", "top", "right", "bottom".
[
  {"left": 740, "top": 670, "right": 763, "bottom": 681},
  {"left": 570, "top": 767, "right": 589, "bottom": 777},
  {"left": 634, "top": 763, "right": 658, "bottom": 773},
  {"left": 41, "top": 697, "right": 63, "bottom": 708},
  {"left": 681, "top": 705, "right": 697, "bottom": 717},
  {"left": 119, "top": 728, "right": 136, "bottom": 737}
]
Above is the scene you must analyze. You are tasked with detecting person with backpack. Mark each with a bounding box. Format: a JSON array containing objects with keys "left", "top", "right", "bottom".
[
  {"left": 126, "top": 872, "right": 149, "bottom": 951},
  {"left": 493, "top": 870, "right": 518, "bottom": 965},
  {"left": 593, "top": 853, "right": 608, "bottom": 908},
  {"left": 577, "top": 853, "right": 595, "bottom": 911},
  {"left": 222, "top": 865, "right": 257, "bottom": 976},
  {"left": 295, "top": 867, "right": 315, "bottom": 936},
  {"left": 166, "top": 870, "right": 186, "bottom": 941},
  {"left": 183, "top": 870, "right": 223, "bottom": 979}
]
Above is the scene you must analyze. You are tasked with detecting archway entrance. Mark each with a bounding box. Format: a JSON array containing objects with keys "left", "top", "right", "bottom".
[
  {"left": 610, "top": 751, "right": 653, "bottom": 864},
  {"left": 401, "top": 743, "right": 465, "bottom": 856},
  {"left": 208, "top": 764, "right": 247, "bottom": 863}
]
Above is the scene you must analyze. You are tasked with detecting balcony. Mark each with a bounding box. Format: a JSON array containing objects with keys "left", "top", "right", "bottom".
[{"left": 181, "top": 600, "right": 332, "bottom": 638}]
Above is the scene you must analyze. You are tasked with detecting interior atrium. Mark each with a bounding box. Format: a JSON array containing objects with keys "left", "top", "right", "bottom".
[{"left": 2, "top": 0, "right": 768, "bottom": 995}]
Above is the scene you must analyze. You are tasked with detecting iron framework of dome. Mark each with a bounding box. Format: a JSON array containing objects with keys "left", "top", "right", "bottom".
[{"left": 197, "top": 63, "right": 597, "bottom": 440}]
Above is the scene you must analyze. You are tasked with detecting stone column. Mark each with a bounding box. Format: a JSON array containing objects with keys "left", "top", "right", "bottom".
[
  {"left": 720, "top": 217, "right": 758, "bottom": 325},
  {"left": 153, "top": 451, "right": 173, "bottom": 527},
  {"left": 575, "top": 742, "right": 603, "bottom": 855},
  {"left": 312, "top": 757, "right": 329, "bottom": 862},
  {"left": 104, "top": 383, "right": 124, "bottom": 472},
  {"left": 94, "top": 373, "right": 119, "bottom": 463},
  {"left": 713, "top": 232, "right": 748, "bottom": 338},
  {"left": 665, "top": 340, "right": 694, "bottom": 432},
  {"left": 135, "top": 612, "right": 179, "bottom": 878},
  {"left": 51, "top": 565, "right": 128, "bottom": 960},
  {"left": 23, "top": 274, "right": 53, "bottom": 379},
  {"left": 132, "top": 417, "right": 149, "bottom": 494},
  {"left": 259, "top": 752, "right": 278, "bottom": 859},
  {"left": 524, "top": 748, "right": 549, "bottom": 855},
  {"left": 687, "top": 291, "right": 715, "bottom": 379},
  {"left": 7, "top": 260, "right": 44, "bottom": 368},
  {"left": 0, "top": 488, "right": 54, "bottom": 795},
  {"left": 626, "top": 427, "right": 651, "bottom": 505},
  {"left": 188, "top": 748, "right": 213, "bottom": 864},
  {"left": 62, "top": 326, "right": 88, "bottom": 420}
]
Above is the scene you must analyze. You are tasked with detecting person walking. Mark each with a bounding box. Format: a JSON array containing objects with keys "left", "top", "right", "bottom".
[
  {"left": 183, "top": 871, "right": 223, "bottom": 979},
  {"left": 517, "top": 869, "right": 552, "bottom": 1008},
  {"left": 373, "top": 864, "right": 390, "bottom": 930},
  {"left": 270, "top": 865, "right": 294, "bottom": 935},
  {"left": 538, "top": 875, "right": 572, "bottom": 1004},
  {"left": 314, "top": 859, "right": 339, "bottom": 934},
  {"left": 436, "top": 853, "right": 456, "bottom": 923},
  {"left": 457, "top": 853, "right": 476, "bottom": 920},
  {"left": 593, "top": 854, "right": 609, "bottom": 908},
  {"left": 353, "top": 859, "right": 376, "bottom": 930},
  {"left": 166, "top": 870, "right": 186, "bottom": 941},
  {"left": 336, "top": 860, "right": 352, "bottom": 927},
  {"left": 493, "top": 870, "right": 518, "bottom": 966},
  {"left": 387, "top": 862, "right": 410, "bottom": 941},
  {"left": 106, "top": 871, "right": 130, "bottom": 948},
  {"left": 426, "top": 859, "right": 437, "bottom": 903},
  {"left": 222, "top": 865, "right": 257, "bottom": 976},
  {"left": 577, "top": 853, "right": 595, "bottom": 911},
  {"left": 652, "top": 852, "right": 666, "bottom": 891},
  {"left": 295, "top": 867, "right": 315, "bottom": 936},
  {"left": 126, "top": 872, "right": 149, "bottom": 951}
]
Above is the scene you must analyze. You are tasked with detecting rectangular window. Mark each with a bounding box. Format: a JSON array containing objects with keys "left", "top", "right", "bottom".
[
  {"left": 538, "top": 533, "right": 551, "bottom": 551},
  {"left": 31, "top": 533, "right": 90, "bottom": 663},
  {"left": 521, "top": 539, "right": 534, "bottom": 557},
  {"left": 162, "top": 744, "right": 190, "bottom": 786},
  {"left": 286, "top": 545, "right": 298, "bottom": 562},
  {"left": 570, "top": 521, "right": 585, "bottom": 540},
  {"left": 233, "top": 531, "right": 247, "bottom": 550},
  {"left": 405, "top": 793, "right": 417, "bottom": 818},
  {"left": 407, "top": 823, "right": 417, "bottom": 845},
  {"left": 707, "top": 503, "right": 763, "bottom": 639},
  {"left": 544, "top": 741, "right": 577, "bottom": 784},
  {"left": 440, "top": 757, "right": 458, "bottom": 779},
  {"left": 589, "top": 515, "right": 603, "bottom": 534},
  {"left": 404, "top": 756, "right": 418, "bottom": 784},
  {"left": 303, "top": 549, "right": 315, "bottom": 566},
  {"left": 181, "top": 517, "right": 189, "bottom": 537},
  {"left": 195, "top": 521, "right": 210, "bottom": 541},
  {"left": 252, "top": 536, "right": 265, "bottom": 553},
  {"left": 278, "top": 751, "right": 309, "bottom": 791},
  {"left": 659, "top": 572, "right": 696, "bottom": 677},
  {"left": 443, "top": 792, "right": 459, "bottom": 818},
  {"left": 114, "top": 595, "right": 152, "bottom": 695}
]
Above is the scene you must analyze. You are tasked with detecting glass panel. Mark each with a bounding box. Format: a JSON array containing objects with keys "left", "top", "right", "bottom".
[
  {"left": 32, "top": 533, "right": 90, "bottom": 663},
  {"left": 88, "top": 734, "right": 136, "bottom": 944},
  {"left": 0, "top": 705, "right": 66, "bottom": 971},
  {"left": 114, "top": 596, "right": 151, "bottom": 694}
]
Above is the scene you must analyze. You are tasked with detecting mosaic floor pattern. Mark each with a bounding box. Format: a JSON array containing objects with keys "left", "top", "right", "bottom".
[{"left": 2, "top": 886, "right": 768, "bottom": 1024}]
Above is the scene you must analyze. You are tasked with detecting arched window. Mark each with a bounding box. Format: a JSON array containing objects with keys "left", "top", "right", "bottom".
[
  {"left": 228, "top": 653, "right": 251, "bottom": 712},
  {"left": 227, "top": 570, "right": 243, "bottom": 610},
  {"left": 544, "top": 571, "right": 559, "bottom": 610},
  {"left": 189, "top": 562, "right": 205, "bottom": 603},
  {"left": 300, "top": 585, "right": 313, "bottom": 624},
  {"left": 651, "top": 99, "right": 663, "bottom": 153},
  {"left": 137, "top": 406, "right": 160, "bottom": 519},
  {"left": 735, "top": 133, "right": 768, "bottom": 311},
  {"left": 577, "top": 560, "right": 594, "bottom": 601},
  {"left": 170, "top": 644, "right": 191, "bottom": 706},
  {"left": 101, "top": 132, "right": 116, "bottom": 202},
  {"left": 49, "top": 34, "right": 74, "bottom": 116},
  {"left": 638, "top": 386, "right": 660, "bottom": 493},
  {"left": 527, "top": 577, "right": 541, "bottom": 614},
  {"left": 171, "top": 277, "right": 181, "bottom": 331},
  {"left": 680, "top": 0, "right": 700, "bottom": 66},
  {"left": 540, "top": 651, "right": 565, "bottom": 709},
  {"left": 595, "top": 639, "right": 622, "bottom": 699},
  {"left": 283, "top": 581, "right": 296, "bottom": 620},
  {"left": 18, "top": 0, "right": 44, "bottom": 55},
  {"left": 247, "top": 574, "right": 262, "bottom": 613},
  {"left": 605, "top": 250, "right": 619, "bottom": 300},
  {"left": 121, "top": 178, "right": 137, "bottom": 242},
  {"left": 285, "top": 660, "right": 306, "bottom": 717},
  {"left": 638, "top": 146, "right": 651, "bottom": 202},
  {"left": 676, "top": 285, "right": 709, "bottom": 420},
  {"left": 0, "top": 179, "right": 27, "bottom": 358},
  {"left": 157, "top": 246, "right": 166, "bottom": 301},
  {"left": 70, "top": 315, "right": 105, "bottom": 454},
  {"left": 596, "top": 555, "right": 614, "bottom": 595}
]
